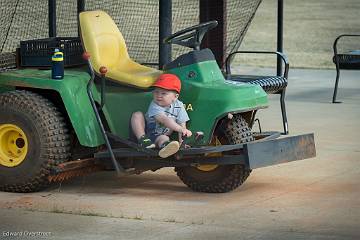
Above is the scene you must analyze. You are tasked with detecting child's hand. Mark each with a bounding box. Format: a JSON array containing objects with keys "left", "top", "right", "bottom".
[{"left": 181, "top": 128, "right": 192, "bottom": 138}]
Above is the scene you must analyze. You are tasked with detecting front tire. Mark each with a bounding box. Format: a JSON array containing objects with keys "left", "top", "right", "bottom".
[
  {"left": 0, "top": 90, "right": 70, "bottom": 192},
  {"left": 175, "top": 114, "right": 253, "bottom": 193}
]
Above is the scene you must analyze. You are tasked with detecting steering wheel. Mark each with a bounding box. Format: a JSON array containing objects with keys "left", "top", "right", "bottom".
[{"left": 164, "top": 20, "right": 218, "bottom": 50}]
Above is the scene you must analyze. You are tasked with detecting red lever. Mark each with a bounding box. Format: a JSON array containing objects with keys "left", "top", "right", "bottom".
[
  {"left": 99, "top": 66, "right": 108, "bottom": 76},
  {"left": 82, "top": 52, "right": 91, "bottom": 61}
]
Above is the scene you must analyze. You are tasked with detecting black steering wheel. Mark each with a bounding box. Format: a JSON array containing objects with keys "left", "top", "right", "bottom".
[{"left": 164, "top": 20, "right": 218, "bottom": 50}]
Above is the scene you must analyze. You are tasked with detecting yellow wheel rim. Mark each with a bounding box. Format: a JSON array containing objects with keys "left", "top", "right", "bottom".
[
  {"left": 196, "top": 164, "right": 218, "bottom": 171},
  {"left": 0, "top": 124, "right": 28, "bottom": 167},
  {"left": 196, "top": 137, "right": 222, "bottom": 172}
]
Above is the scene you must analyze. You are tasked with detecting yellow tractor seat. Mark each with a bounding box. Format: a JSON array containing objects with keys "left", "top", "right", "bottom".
[{"left": 79, "top": 10, "right": 162, "bottom": 88}]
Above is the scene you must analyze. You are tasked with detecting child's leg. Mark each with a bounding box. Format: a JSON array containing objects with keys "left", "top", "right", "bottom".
[
  {"left": 154, "top": 135, "right": 170, "bottom": 147},
  {"left": 131, "top": 112, "right": 155, "bottom": 148},
  {"left": 131, "top": 111, "right": 146, "bottom": 139},
  {"left": 155, "top": 135, "right": 180, "bottom": 158}
]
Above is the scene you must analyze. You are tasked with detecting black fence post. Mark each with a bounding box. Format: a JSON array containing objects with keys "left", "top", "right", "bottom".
[
  {"left": 48, "top": 0, "right": 57, "bottom": 37},
  {"left": 77, "top": 0, "right": 85, "bottom": 36},
  {"left": 200, "top": 0, "right": 226, "bottom": 68},
  {"left": 77, "top": 0, "right": 85, "bottom": 13},
  {"left": 159, "top": 0, "right": 172, "bottom": 69}
]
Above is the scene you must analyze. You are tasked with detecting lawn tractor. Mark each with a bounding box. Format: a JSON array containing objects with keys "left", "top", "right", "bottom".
[{"left": 0, "top": 10, "right": 315, "bottom": 193}]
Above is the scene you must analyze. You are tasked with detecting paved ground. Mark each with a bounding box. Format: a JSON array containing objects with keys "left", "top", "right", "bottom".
[{"left": 1, "top": 68, "right": 359, "bottom": 240}]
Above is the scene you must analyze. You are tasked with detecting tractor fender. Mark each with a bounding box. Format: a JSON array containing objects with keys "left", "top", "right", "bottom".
[
  {"left": 0, "top": 69, "right": 104, "bottom": 147},
  {"left": 208, "top": 109, "right": 265, "bottom": 144}
]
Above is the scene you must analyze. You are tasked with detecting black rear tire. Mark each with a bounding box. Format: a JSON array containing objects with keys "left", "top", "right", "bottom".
[
  {"left": 0, "top": 90, "right": 70, "bottom": 192},
  {"left": 175, "top": 114, "right": 253, "bottom": 193}
]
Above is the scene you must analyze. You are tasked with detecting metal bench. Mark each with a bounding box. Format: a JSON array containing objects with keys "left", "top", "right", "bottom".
[
  {"left": 225, "top": 51, "right": 289, "bottom": 134},
  {"left": 332, "top": 34, "right": 360, "bottom": 103}
]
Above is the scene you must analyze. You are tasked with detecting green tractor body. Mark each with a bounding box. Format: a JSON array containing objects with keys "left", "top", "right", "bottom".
[{"left": 0, "top": 59, "right": 268, "bottom": 148}]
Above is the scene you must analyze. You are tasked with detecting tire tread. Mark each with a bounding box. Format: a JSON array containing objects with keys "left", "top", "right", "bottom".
[
  {"left": 175, "top": 114, "right": 253, "bottom": 193},
  {"left": 0, "top": 90, "right": 70, "bottom": 193}
]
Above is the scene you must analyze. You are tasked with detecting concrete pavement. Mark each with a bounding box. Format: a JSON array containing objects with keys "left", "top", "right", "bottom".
[{"left": 0, "top": 68, "right": 359, "bottom": 240}]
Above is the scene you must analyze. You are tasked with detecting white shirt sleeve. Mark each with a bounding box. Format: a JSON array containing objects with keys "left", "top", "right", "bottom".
[
  {"left": 147, "top": 101, "right": 166, "bottom": 118},
  {"left": 175, "top": 100, "right": 190, "bottom": 124}
]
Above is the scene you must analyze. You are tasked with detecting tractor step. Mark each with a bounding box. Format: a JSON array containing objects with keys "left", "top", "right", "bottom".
[
  {"left": 94, "top": 133, "right": 315, "bottom": 171},
  {"left": 94, "top": 131, "right": 281, "bottom": 159},
  {"left": 47, "top": 133, "right": 315, "bottom": 182}
]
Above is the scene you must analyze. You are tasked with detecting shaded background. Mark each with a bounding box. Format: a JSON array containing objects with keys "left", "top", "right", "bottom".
[
  {"left": 1, "top": 0, "right": 359, "bottom": 69},
  {"left": 240, "top": 0, "right": 360, "bottom": 69}
]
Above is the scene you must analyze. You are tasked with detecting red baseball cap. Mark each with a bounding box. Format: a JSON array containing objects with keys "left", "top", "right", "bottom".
[{"left": 152, "top": 73, "right": 181, "bottom": 93}]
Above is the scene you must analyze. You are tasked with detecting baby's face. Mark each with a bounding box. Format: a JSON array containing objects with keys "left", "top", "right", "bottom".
[{"left": 152, "top": 87, "right": 178, "bottom": 107}]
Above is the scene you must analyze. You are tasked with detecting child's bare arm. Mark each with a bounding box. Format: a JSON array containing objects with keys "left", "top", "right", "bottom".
[
  {"left": 155, "top": 113, "right": 192, "bottom": 137},
  {"left": 155, "top": 113, "right": 182, "bottom": 132},
  {"left": 178, "top": 122, "right": 192, "bottom": 142}
]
